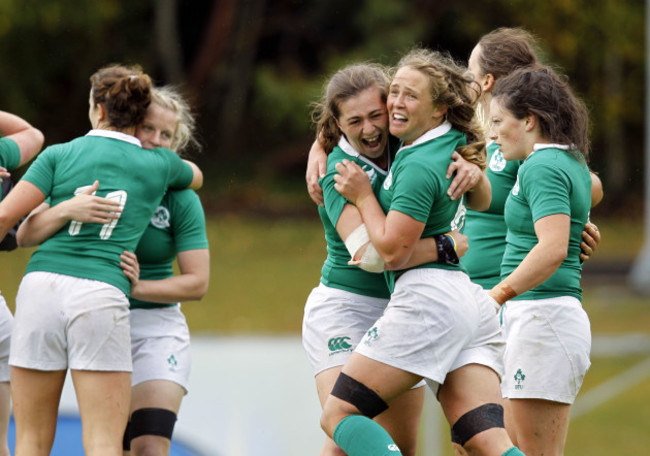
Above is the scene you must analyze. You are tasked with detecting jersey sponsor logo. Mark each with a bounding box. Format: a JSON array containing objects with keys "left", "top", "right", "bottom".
[
  {"left": 364, "top": 166, "right": 378, "bottom": 185},
  {"left": 514, "top": 368, "right": 526, "bottom": 390},
  {"left": 328, "top": 336, "right": 352, "bottom": 354},
  {"left": 451, "top": 198, "right": 466, "bottom": 231},
  {"left": 489, "top": 149, "right": 506, "bottom": 172},
  {"left": 388, "top": 444, "right": 400, "bottom": 452},
  {"left": 383, "top": 170, "right": 393, "bottom": 190},
  {"left": 151, "top": 205, "right": 171, "bottom": 229},
  {"left": 512, "top": 176, "right": 520, "bottom": 196}
]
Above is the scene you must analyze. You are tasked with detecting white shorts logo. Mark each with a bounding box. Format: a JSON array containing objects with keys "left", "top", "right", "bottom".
[
  {"left": 489, "top": 150, "right": 506, "bottom": 172},
  {"left": 151, "top": 206, "right": 171, "bottom": 229}
]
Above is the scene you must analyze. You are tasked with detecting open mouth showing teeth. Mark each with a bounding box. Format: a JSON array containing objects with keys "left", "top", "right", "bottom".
[
  {"left": 362, "top": 135, "right": 380, "bottom": 148},
  {"left": 393, "top": 113, "right": 407, "bottom": 121}
]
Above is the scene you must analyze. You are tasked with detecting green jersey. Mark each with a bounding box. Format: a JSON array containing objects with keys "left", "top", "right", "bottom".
[
  {"left": 21, "top": 130, "right": 194, "bottom": 295},
  {"left": 461, "top": 141, "right": 520, "bottom": 288},
  {"left": 130, "top": 189, "right": 209, "bottom": 309},
  {"left": 502, "top": 144, "right": 591, "bottom": 301},
  {"left": 378, "top": 122, "right": 467, "bottom": 292},
  {"left": 318, "top": 137, "right": 390, "bottom": 299},
  {"left": 0, "top": 137, "right": 20, "bottom": 202}
]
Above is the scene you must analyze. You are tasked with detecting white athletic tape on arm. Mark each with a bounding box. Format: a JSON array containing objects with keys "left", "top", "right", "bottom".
[
  {"left": 344, "top": 223, "right": 371, "bottom": 258},
  {"left": 358, "top": 242, "right": 385, "bottom": 273},
  {"left": 344, "top": 224, "right": 385, "bottom": 273}
]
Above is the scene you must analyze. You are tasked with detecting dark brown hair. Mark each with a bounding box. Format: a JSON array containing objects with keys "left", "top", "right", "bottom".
[
  {"left": 476, "top": 27, "right": 540, "bottom": 81},
  {"left": 395, "top": 48, "right": 486, "bottom": 170},
  {"left": 90, "top": 64, "right": 153, "bottom": 129},
  {"left": 311, "top": 63, "right": 389, "bottom": 153},
  {"left": 492, "top": 66, "right": 590, "bottom": 160}
]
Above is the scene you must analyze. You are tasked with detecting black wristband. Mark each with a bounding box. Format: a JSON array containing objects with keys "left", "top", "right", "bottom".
[{"left": 434, "top": 234, "right": 459, "bottom": 265}]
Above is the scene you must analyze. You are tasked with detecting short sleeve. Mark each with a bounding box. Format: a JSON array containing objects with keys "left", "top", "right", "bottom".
[
  {"left": 0, "top": 137, "right": 21, "bottom": 171},
  {"left": 170, "top": 190, "right": 209, "bottom": 252},
  {"left": 389, "top": 160, "right": 439, "bottom": 223},
  {"left": 521, "top": 162, "right": 571, "bottom": 222}
]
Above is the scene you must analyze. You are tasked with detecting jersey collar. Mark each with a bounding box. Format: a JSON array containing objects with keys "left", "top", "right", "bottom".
[
  {"left": 396, "top": 120, "right": 452, "bottom": 155},
  {"left": 533, "top": 143, "right": 571, "bottom": 151},
  {"left": 86, "top": 129, "right": 142, "bottom": 147},
  {"left": 338, "top": 136, "right": 390, "bottom": 175}
]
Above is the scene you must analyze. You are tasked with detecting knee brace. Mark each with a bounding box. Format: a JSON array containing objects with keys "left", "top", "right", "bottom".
[
  {"left": 129, "top": 408, "right": 177, "bottom": 441},
  {"left": 330, "top": 372, "right": 388, "bottom": 419},
  {"left": 450, "top": 403, "right": 504, "bottom": 446},
  {"left": 123, "top": 421, "right": 132, "bottom": 451}
]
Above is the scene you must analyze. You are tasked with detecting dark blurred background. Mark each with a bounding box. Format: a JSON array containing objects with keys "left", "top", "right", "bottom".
[{"left": 0, "top": 0, "right": 643, "bottom": 218}]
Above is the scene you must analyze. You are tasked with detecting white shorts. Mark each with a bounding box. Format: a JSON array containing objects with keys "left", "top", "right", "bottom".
[
  {"left": 356, "top": 268, "right": 505, "bottom": 393},
  {"left": 9, "top": 272, "right": 132, "bottom": 372},
  {"left": 130, "top": 305, "right": 191, "bottom": 394},
  {"left": 0, "top": 296, "right": 12, "bottom": 382},
  {"left": 500, "top": 296, "right": 591, "bottom": 404},
  {"left": 302, "top": 283, "right": 389, "bottom": 375}
]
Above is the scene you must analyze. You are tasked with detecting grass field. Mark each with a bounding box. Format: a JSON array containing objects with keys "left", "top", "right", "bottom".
[{"left": 0, "top": 213, "right": 648, "bottom": 455}]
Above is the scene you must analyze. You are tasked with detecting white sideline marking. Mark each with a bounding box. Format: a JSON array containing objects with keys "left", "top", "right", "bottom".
[{"left": 571, "top": 355, "right": 650, "bottom": 420}]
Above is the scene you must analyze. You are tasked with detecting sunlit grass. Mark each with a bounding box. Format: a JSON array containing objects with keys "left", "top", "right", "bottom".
[{"left": 182, "top": 214, "right": 325, "bottom": 334}]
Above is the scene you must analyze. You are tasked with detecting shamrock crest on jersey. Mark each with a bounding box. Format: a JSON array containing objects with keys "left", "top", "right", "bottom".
[
  {"left": 151, "top": 206, "right": 171, "bottom": 229},
  {"left": 489, "top": 149, "right": 507, "bottom": 172},
  {"left": 512, "top": 176, "right": 520, "bottom": 196}
]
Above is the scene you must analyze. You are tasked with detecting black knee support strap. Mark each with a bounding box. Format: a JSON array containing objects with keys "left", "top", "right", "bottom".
[
  {"left": 129, "top": 408, "right": 178, "bottom": 441},
  {"left": 450, "top": 403, "right": 505, "bottom": 446},
  {"left": 330, "top": 372, "right": 389, "bottom": 419},
  {"left": 123, "top": 421, "right": 132, "bottom": 451}
]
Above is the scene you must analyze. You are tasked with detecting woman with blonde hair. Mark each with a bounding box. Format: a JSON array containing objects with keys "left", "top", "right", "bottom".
[
  {"left": 0, "top": 64, "right": 201, "bottom": 456},
  {"left": 16, "top": 85, "right": 209, "bottom": 456},
  {"left": 320, "top": 48, "right": 523, "bottom": 456}
]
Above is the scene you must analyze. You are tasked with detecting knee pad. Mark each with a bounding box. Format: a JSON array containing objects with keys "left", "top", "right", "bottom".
[
  {"left": 450, "top": 403, "right": 504, "bottom": 446},
  {"left": 123, "top": 421, "right": 132, "bottom": 451},
  {"left": 129, "top": 408, "right": 177, "bottom": 441},
  {"left": 330, "top": 372, "right": 388, "bottom": 419}
]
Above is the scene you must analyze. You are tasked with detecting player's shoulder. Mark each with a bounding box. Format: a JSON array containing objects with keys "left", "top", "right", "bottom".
[{"left": 167, "top": 188, "right": 200, "bottom": 204}]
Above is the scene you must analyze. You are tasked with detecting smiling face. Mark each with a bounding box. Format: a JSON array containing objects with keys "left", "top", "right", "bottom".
[
  {"left": 336, "top": 85, "right": 389, "bottom": 160},
  {"left": 135, "top": 102, "right": 178, "bottom": 151},
  {"left": 488, "top": 97, "right": 531, "bottom": 161},
  {"left": 387, "top": 66, "right": 445, "bottom": 145}
]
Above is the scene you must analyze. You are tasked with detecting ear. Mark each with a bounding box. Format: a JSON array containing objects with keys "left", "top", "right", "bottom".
[
  {"left": 335, "top": 119, "right": 343, "bottom": 132},
  {"left": 96, "top": 103, "right": 107, "bottom": 122},
  {"left": 483, "top": 73, "right": 495, "bottom": 93},
  {"left": 524, "top": 113, "right": 537, "bottom": 132},
  {"left": 433, "top": 105, "right": 449, "bottom": 119}
]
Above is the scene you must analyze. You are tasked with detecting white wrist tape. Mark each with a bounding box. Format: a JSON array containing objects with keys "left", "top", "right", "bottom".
[
  {"left": 344, "top": 224, "right": 385, "bottom": 273},
  {"left": 345, "top": 224, "right": 371, "bottom": 258}
]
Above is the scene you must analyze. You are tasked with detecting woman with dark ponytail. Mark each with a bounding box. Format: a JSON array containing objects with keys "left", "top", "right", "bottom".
[
  {"left": 0, "top": 64, "right": 201, "bottom": 456},
  {"left": 487, "top": 65, "right": 593, "bottom": 456}
]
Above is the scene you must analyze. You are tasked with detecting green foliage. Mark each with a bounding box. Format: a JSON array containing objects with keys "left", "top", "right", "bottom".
[
  {"left": 0, "top": 0, "right": 643, "bottom": 211},
  {"left": 0, "top": 0, "right": 154, "bottom": 142},
  {"left": 252, "top": 65, "right": 321, "bottom": 139}
]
